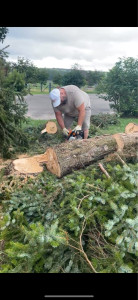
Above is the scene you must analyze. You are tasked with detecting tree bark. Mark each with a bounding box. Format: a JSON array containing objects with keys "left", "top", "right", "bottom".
[
  {"left": 12, "top": 133, "right": 138, "bottom": 177},
  {"left": 45, "top": 135, "right": 117, "bottom": 177}
]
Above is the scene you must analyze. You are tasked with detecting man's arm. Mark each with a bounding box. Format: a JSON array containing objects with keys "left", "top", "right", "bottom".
[
  {"left": 55, "top": 111, "right": 65, "bottom": 129},
  {"left": 77, "top": 103, "right": 85, "bottom": 126},
  {"left": 55, "top": 111, "right": 69, "bottom": 136}
]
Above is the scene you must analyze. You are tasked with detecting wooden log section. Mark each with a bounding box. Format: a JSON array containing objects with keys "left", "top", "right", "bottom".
[
  {"left": 13, "top": 153, "right": 48, "bottom": 174},
  {"left": 12, "top": 132, "right": 138, "bottom": 177},
  {"left": 45, "top": 135, "right": 118, "bottom": 178},
  {"left": 113, "top": 132, "right": 138, "bottom": 158},
  {"left": 105, "top": 133, "right": 138, "bottom": 163},
  {"left": 125, "top": 123, "right": 138, "bottom": 134},
  {"left": 41, "top": 121, "right": 57, "bottom": 134}
]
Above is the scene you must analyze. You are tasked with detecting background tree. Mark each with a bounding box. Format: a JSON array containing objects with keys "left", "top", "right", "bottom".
[
  {"left": 37, "top": 68, "right": 48, "bottom": 92},
  {"left": 61, "top": 63, "right": 85, "bottom": 87},
  {"left": 53, "top": 70, "right": 63, "bottom": 86},
  {"left": 0, "top": 27, "right": 10, "bottom": 61},
  {"left": 11, "top": 57, "right": 38, "bottom": 87},
  {"left": 96, "top": 57, "right": 138, "bottom": 116},
  {"left": 0, "top": 28, "right": 28, "bottom": 158},
  {"left": 86, "top": 70, "right": 105, "bottom": 86}
]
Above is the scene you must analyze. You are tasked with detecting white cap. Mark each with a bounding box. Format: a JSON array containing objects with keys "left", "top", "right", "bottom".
[{"left": 49, "top": 88, "right": 61, "bottom": 107}]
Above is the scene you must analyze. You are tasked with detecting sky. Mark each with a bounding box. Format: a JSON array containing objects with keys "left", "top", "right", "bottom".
[{"left": 2, "top": 27, "right": 138, "bottom": 72}]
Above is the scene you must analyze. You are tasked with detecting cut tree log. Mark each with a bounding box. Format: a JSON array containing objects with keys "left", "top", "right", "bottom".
[
  {"left": 41, "top": 121, "right": 57, "bottom": 134},
  {"left": 113, "top": 132, "right": 138, "bottom": 158},
  {"left": 12, "top": 132, "right": 138, "bottom": 177},
  {"left": 44, "top": 133, "right": 138, "bottom": 177},
  {"left": 44, "top": 135, "right": 118, "bottom": 177},
  {"left": 125, "top": 123, "right": 138, "bottom": 134},
  {"left": 13, "top": 153, "right": 48, "bottom": 174}
]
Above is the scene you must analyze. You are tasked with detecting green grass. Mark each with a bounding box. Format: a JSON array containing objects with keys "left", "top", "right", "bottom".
[
  {"left": 28, "top": 84, "right": 97, "bottom": 95},
  {"left": 30, "top": 90, "right": 49, "bottom": 95},
  {"left": 21, "top": 117, "right": 47, "bottom": 129},
  {"left": 28, "top": 83, "right": 57, "bottom": 95},
  {"left": 22, "top": 116, "right": 138, "bottom": 135},
  {"left": 96, "top": 117, "right": 138, "bottom": 135}
]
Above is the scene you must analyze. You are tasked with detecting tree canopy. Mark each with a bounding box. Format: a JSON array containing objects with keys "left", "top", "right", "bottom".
[
  {"left": 0, "top": 28, "right": 28, "bottom": 158},
  {"left": 61, "top": 64, "right": 85, "bottom": 87},
  {"left": 96, "top": 57, "right": 138, "bottom": 117}
]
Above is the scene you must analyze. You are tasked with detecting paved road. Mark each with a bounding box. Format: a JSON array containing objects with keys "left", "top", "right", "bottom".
[{"left": 24, "top": 94, "right": 114, "bottom": 120}]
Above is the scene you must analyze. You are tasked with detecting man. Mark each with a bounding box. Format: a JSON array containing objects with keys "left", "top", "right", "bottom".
[{"left": 49, "top": 85, "right": 91, "bottom": 139}]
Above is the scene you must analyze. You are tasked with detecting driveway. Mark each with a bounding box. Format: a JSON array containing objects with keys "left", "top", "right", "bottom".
[{"left": 24, "top": 94, "right": 114, "bottom": 120}]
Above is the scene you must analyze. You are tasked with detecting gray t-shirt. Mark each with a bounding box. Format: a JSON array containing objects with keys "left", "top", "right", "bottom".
[{"left": 53, "top": 85, "right": 91, "bottom": 117}]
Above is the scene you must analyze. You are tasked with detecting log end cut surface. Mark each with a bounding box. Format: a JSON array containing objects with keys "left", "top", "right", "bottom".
[
  {"left": 44, "top": 148, "right": 61, "bottom": 177},
  {"left": 13, "top": 157, "right": 44, "bottom": 174},
  {"left": 125, "top": 123, "right": 138, "bottom": 134},
  {"left": 46, "top": 121, "right": 57, "bottom": 134}
]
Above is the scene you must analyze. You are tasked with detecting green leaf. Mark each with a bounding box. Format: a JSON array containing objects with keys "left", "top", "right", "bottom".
[
  {"left": 116, "top": 235, "right": 124, "bottom": 245},
  {"left": 94, "top": 196, "right": 105, "bottom": 205},
  {"left": 50, "top": 240, "right": 60, "bottom": 248},
  {"left": 135, "top": 242, "right": 138, "bottom": 251},
  {"left": 120, "top": 191, "right": 136, "bottom": 199},
  {"left": 17, "top": 253, "right": 31, "bottom": 258},
  {"left": 118, "top": 264, "right": 133, "bottom": 273}
]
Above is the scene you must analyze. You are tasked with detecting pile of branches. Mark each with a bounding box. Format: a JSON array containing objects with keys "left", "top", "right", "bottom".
[{"left": 0, "top": 159, "right": 137, "bottom": 273}]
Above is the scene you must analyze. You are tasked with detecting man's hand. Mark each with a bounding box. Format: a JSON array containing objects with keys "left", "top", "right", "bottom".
[
  {"left": 62, "top": 127, "right": 69, "bottom": 136},
  {"left": 73, "top": 125, "right": 82, "bottom": 132}
]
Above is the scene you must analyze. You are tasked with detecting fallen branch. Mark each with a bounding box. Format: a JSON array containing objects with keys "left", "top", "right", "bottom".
[
  {"left": 115, "top": 153, "right": 127, "bottom": 166},
  {"left": 98, "top": 163, "right": 111, "bottom": 178},
  {"left": 62, "top": 221, "right": 98, "bottom": 273},
  {"left": 79, "top": 219, "right": 98, "bottom": 273},
  {"left": 86, "top": 183, "right": 104, "bottom": 192},
  {"left": 77, "top": 195, "right": 90, "bottom": 210}
]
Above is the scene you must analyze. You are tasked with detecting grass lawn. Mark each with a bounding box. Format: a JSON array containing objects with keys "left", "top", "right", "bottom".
[
  {"left": 21, "top": 117, "right": 47, "bottom": 129},
  {"left": 28, "top": 84, "right": 97, "bottom": 95},
  {"left": 22, "top": 116, "right": 138, "bottom": 135},
  {"left": 95, "top": 117, "right": 138, "bottom": 135}
]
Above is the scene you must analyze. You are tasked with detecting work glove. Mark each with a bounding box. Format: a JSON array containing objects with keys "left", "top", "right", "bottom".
[
  {"left": 73, "top": 125, "right": 82, "bottom": 132},
  {"left": 62, "top": 127, "right": 69, "bottom": 136}
]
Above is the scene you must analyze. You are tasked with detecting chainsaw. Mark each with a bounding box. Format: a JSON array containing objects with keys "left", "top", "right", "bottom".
[{"left": 67, "top": 129, "right": 84, "bottom": 141}]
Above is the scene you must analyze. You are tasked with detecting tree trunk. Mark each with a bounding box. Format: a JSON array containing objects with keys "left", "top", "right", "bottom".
[
  {"left": 12, "top": 133, "right": 138, "bottom": 177},
  {"left": 45, "top": 135, "right": 117, "bottom": 177}
]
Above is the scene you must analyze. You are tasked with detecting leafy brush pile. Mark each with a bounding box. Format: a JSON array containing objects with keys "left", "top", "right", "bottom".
[
  {"left": 91, "top": 113, "right": 119, "bottom": 128},
  {"left": 0, "top": 162, "right": 137, "bottom": 273}
]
